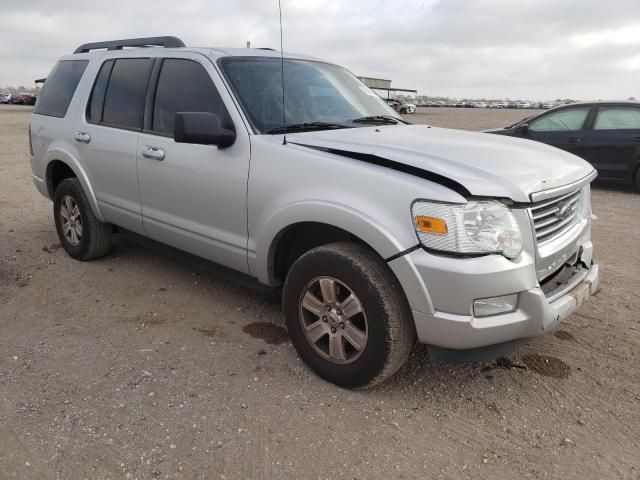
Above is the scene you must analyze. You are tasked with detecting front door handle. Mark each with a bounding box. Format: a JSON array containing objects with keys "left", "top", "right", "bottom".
[
  {"left": 74, "top": 131, "right": 91, "bottom": 144},
  {"left": 568, "top": 137, "right": 582, "bottom": 143},
  {"left": 142, "top": 145, "right": 165, "bottom": 161}
]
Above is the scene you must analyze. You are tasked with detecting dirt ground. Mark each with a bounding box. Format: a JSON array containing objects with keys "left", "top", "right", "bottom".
[{"left": 1, "top": 104, "right": 639, "bottom": 479}]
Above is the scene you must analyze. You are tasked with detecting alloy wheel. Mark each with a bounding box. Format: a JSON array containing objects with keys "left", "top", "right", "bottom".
[
  {"left": 298, "top": 276, "right": 368, "bottom": 364},
  {"left": 59, "top": 195, "right": 83, "bottom": 246}
]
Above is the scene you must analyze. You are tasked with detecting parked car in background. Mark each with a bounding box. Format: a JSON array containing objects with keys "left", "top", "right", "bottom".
[
  {"left": 0, "top": 93, "right": 11, "bottom": 104},
  {"left": 516, "top": 102, "right": 531, "bottom": 109},
  {"left": 385, "top": 98, "right": 416, "bottom": 114},
  {"left": 5, "top": 93, "right": 36, "bottom": 105},
  {"left": 473, "top": 102, "right": 488, "bottom": 108},
  {"left": 486, "top": 101, "right": 640, "bottom": 187},
  {"left": 19, "top": 93, "right": 37, "bottom": 105}
]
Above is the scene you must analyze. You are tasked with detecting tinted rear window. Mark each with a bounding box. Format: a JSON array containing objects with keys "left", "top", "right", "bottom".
[
  {"left": 102, "top": 58, "right": 153, "bottom": 130},
  {"left": 152, "top": 59, "right": 227, "bottom": 136},
  {"left": 33, "top": 60, "right": 88, "bottom": 117}
]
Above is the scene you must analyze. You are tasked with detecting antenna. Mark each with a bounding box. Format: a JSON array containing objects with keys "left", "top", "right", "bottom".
[{"left": 278, "top": 0, "right": 287, "bottom": 145}]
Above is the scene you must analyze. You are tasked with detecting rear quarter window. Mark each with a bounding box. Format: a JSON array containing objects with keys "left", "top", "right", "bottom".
[{"left": 33, "top": 60, "right": 89, "bottom": 118}]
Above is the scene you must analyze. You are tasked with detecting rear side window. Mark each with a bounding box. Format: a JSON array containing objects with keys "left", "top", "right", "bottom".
[
  {"left": 594, "top": 107, "right": 640, "bottom": 130},
  {"left": 529, "top": 108, "right": 590, "bottom": 132},
  {"left": 152, "top": 59, "right": 227, "bottom": 136},
  {"left": 33, "top": 60, "right": 88, "bottom": 117},
  {"left": 101, "top": 58, "right": 154, "bottom": 130},
  {"left": 86, "top": 60, "right": 114, "bottom": 124}
]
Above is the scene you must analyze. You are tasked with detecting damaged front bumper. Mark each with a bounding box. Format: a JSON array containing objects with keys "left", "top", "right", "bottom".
[{"left": 388, "top": 239, "right": 599, "bottom": 355}]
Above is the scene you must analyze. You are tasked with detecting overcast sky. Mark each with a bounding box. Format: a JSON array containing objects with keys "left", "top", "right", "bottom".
[{"left": 1, "top": 0, "right": 639, "bottom": 100}]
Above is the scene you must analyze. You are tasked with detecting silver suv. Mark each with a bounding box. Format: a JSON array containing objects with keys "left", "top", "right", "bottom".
[{"left": 30, "top": 37, "right": 599, "bottom": 388}]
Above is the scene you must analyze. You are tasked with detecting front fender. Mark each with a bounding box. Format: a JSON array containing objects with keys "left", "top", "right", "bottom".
[
  {"left": 253, "top": 200, "right": 413, "bottom": 285},
  {"left": 44, "top": 144, "right": 104, "bottom": 222}
]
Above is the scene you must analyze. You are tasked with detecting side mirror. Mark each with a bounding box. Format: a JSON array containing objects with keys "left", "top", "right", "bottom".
[
  {"left": 515, "top": 123, "right": 529, "bottom": 136},
  {"left": 174, "top": 112, "right": 235, "bottom": 147}
]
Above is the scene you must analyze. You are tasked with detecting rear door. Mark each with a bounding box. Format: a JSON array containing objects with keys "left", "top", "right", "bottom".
[
  {"left": 77, "top": 57, "right": 154, "bottom": 234},
  {"left": 136, "top": 54, "right": 251, "bottom": 274},
  {"left": 581, "top": 105, "right": 640, "bottom": 181},
  {"left": 519, "top": 106, "right": 592, "bottom": 157}
]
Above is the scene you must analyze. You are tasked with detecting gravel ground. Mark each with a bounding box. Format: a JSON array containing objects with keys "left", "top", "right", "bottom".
[{"left": 1, "top": 104, "right": 639, "bottom": 479}]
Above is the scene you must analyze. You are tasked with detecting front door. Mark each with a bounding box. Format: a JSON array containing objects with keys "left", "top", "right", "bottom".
[
  {"left": 519, "top": 106, "right": 592, "bottom": 158},
  {"left": 137, "top": 55, "right": 251, "bottom": 274}
]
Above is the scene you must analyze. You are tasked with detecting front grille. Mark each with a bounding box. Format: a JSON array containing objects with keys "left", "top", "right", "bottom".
[{"left": 529, "top": 189, "right": 582, "bottom": 244}]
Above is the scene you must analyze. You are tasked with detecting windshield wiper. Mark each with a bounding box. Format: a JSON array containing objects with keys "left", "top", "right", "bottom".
[
  {"left": 351, "top": 115, "right": 409, "bottom": 125},
  {"left": 265, "top": 122, "right": 350, "bottom": 134}
]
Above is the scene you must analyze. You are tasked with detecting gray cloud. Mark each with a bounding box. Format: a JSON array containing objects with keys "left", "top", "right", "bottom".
[{"left": 1, "top": 0, "right": 639, "bottom": 100}]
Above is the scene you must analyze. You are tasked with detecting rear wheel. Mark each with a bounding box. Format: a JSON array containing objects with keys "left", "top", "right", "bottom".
[
  {"left": 283, "top": 242, "right": 415, "bottom": 388},
  {"left": 53, "top": 178, "right": 113, "bottom": 260}
]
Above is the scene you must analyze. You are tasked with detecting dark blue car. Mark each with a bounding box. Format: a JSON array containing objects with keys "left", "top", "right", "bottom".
[{"left": 486, "top": 101, "right": 640, "bottom": 188}]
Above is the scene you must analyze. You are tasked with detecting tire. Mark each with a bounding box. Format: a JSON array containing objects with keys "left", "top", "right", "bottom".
[
  {"left": 282, "top": 242, "right": 415, "bottom": 388},
  {"left": 53, "top": 177, "right": 113, "bottom": 260}
]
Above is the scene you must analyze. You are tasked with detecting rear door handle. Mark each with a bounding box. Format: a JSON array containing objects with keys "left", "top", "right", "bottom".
[
  {"left": 142, "top": 145, "right": 165, "bottom": 161},
  {"left": 568, "top": 137, "right": 582, "bottom": 143},
  {"left": 74, "top": 131, "right": 91, "bottom": 144},
  {"left": 633, "top": 136, "right": 640, "bottom": 143}
]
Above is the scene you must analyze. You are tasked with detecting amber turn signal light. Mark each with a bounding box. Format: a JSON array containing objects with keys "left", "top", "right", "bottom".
[{"left": 415, "top": 216, "right": 448, "bottom": 235}]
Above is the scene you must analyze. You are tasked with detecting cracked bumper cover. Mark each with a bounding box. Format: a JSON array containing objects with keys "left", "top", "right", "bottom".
[{"left": 389, "top": 244, "right": 599, "bottom": 350}]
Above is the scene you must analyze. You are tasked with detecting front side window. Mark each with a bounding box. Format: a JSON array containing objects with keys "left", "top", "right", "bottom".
[
  {"left": 219, "top": 57, "right": 400, "bottom": 133},
  {"left": 102, "top": 58, "right": 154, "bottom": 130},
  {"left": 529, "top": 108, "right": 590, "bottom": 132},
  {"left": 594, "top": 106, "right": 640, "bottom": 130},
  {"left": 152, "top": 59, "right": 228, "bottom": 136},
  {"left": 34, "top": 60, "right": 88, "bottom": 118}
]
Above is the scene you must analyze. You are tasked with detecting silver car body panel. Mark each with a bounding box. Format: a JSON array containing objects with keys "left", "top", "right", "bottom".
[{"left": 30, "top": 46, "right": 600, "bottom": 351}]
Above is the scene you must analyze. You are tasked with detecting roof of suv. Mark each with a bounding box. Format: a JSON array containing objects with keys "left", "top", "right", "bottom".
[{"left": 68, "top": 36, "right": 323, "bottom": 63}]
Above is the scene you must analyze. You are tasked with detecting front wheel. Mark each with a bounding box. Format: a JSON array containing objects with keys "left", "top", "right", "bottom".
[{"left": 283, "top": 243, "right": 415, "bottom": 388}]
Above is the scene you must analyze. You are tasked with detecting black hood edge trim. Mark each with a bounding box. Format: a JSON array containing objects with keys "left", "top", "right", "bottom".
[{"left": 290, "top": 142, "right": 471, "bottom": 198}]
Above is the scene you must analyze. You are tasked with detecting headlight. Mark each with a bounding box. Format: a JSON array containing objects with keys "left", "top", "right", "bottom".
[{"left": 411, "top": 200, "right": 523, "bottom": 258}]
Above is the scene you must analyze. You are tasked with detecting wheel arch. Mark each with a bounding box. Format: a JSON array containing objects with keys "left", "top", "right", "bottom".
[
  {"left": 254, "top": 201, "right": 410, "bottom": 286},
  {"left": 44, "top": 148, "right": 104, "bottom": 222}
]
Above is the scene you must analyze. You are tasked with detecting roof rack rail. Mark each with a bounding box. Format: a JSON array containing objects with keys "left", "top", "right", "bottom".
[{"left": 73, "top": 36, "right": 185, "bottom": 54}]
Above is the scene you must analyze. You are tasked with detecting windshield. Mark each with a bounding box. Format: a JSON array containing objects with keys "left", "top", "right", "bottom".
[{"left": 219, "top": 57, "right": 401, "bottom": 133}]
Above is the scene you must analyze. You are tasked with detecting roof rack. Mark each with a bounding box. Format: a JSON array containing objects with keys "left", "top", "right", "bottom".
[{"left": 73, "top": 36, "right": 185, "bottom": 54}]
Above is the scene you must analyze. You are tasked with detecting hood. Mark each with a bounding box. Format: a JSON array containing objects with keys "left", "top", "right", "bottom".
[{"left": 287, "top": 125, "right": 595, "bottom": 203}]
